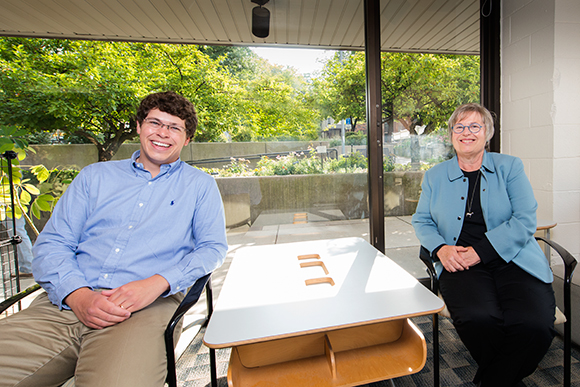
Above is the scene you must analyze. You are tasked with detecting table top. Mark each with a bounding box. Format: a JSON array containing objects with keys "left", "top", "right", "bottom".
[
  {"left": 204, "top": 237, "right": 444, "bottom": 348},
  {"left": 537, "top": 219, "right": 557, "bottom": 231}
]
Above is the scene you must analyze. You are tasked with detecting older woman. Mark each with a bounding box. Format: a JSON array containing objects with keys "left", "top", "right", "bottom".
[{"left": 412, "top": 103, "right": 555, "bottom": 387}]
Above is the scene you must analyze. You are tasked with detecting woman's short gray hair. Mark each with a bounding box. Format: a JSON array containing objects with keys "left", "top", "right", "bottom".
[{"left": 448, "top": 103, "right": 495, "bottom": 143}]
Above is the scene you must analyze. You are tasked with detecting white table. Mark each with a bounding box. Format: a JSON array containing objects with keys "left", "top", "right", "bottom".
[{"left": 204, "top": 237, "right": 444, "bottom": 387}]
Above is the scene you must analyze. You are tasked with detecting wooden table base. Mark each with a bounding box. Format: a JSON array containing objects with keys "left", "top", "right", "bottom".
[{"left": 227, "top": 318, "right": 426, "bottom": 387}]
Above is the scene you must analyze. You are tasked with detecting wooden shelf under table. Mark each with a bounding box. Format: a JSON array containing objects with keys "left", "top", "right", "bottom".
[{"left": 227, "top": 318, "right": 426, "bottom": 387}]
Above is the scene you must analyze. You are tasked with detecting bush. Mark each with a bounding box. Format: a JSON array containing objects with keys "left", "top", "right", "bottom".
[
  {"left": 197, "top": 149, "right": 440, "bottom": 178},
  {"left": 256, "top": 151, "right": 323, "bottom": 176},
  {"left": 326, "top": 152, "right": 368, "bottom": 173},
  {"left": 328, "top": 138, "right": 342, "bottom": 147},
  {"left": 345, "top": 131, "right": 367, "bottom": 145}
]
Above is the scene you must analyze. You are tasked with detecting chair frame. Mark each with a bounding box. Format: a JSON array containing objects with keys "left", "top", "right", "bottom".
[
  {"left": 165, "top": 272, "right": 217, "bottom": 387},
  {"left": 0, "top": 274, "right": 217, "bottom": 387},
  {"left": 419, "top": 237, "right": 577, "bottom": 387}
]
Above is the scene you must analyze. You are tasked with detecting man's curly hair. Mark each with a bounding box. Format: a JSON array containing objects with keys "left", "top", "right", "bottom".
[{"left": 136, "top": 91, "right": 197, "bottom": 139}]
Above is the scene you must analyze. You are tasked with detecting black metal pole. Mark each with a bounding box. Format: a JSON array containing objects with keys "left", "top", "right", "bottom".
[
  {"left": 3, "top": 151, "right": 21, "bottom": 293},
  {"left": 480, "top": 0, "right": 501, "bottom": 153},
  {"left": 364, "top": 0, "right": 385, "bottom": 253}
]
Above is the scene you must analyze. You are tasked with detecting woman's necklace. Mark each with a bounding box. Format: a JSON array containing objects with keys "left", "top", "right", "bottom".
[{"left": 466, "top": 170, "right": 481, "bottom": 218}]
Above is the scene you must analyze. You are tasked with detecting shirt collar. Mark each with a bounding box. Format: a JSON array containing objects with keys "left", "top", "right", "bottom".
[
  {"left": 447, "top": 151, "right": 495, "bottom": 181},
  {"left": 130, "top": 150, "right": 182, "bottom": 178},
  {"left": 481, "top": 151, "right": 495, "bottom": 173}
]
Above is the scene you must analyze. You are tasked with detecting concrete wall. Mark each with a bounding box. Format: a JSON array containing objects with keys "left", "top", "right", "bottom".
[
  {"left": 502, "top": 0, "right": 580, "bottom": 258},
  {"left": 502, "top": 0, "right": 580, "bottom": 343},
  {"left": 215, "top": 171, "right": 424, "bottom": 226},
  {"left": 21, "top": 141, "right": 329, "bottom": 170}
]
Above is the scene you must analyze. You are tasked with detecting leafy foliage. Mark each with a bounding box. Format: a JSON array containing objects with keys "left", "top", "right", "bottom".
[
  {"left": 314, "top": 52, "right": 480, "bottom": 135},
  {"left": 0, "top": 37, "right": 479, "bottom": 165},
  {"left": 240, "top": 67, "right": 320, "bottom": 142},
  {"left": 198, "top": 150, "right": 436, "bottom": 177},
  {"left": 0, "top": 38, "right": 246, "bottom": 159},
  {"left": 0, "top": 38, "right": 321, "bottom": 160},
  {"left": 0, "top": 126, "right": 78, "bottom": 235}
]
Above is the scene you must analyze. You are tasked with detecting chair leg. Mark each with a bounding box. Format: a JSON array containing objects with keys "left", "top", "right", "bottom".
[
  {"left": 433, "top": 313, "right": 440, "bottom": 387},
  {"left": 564, "top": 297, "right": 571, "bottom": 387},
  {"left": 209, "top": 347, "right": 217, "bottom": 387},
  {"left": 205, "top": 279, "right": 218, "bottom": 387}
]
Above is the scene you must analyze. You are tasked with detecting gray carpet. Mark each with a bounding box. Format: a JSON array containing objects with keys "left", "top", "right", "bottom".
[{"left": 176, "top": 315, "right": 580, "bottom": 387}]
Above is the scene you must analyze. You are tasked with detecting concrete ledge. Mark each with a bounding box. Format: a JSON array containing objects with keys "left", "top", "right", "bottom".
[
  {"left": 216, "top": 171, "right": 424, "bottom": 227},
  {"left": 23, "top": 141, "right": 329, "bottom": 170}
]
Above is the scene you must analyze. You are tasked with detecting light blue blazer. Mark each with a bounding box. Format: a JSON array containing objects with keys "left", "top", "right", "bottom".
[{"left": 412, "top": 151, "right": 553, "bottom": 283}]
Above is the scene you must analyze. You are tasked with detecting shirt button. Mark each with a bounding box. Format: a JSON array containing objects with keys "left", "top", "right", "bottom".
[
  {"left": 128, "top": 225, "right": 133, "bottom": 229},
  {"left": 104, "top": 273, "right": 108, "bottom": 279},
  {"left": 115, "top": 248, "right": 120, "bottom": 253},
  {"left": 176, "top": 286, "right": 180, "bottom": 291},
  {"left": 461, "top": 196, "right": 465, "bottom": 200},
  {"left": 148, "top": 182, "right": 152, "bottom": 185},
  {"left": 139, "top": 203, "right": 144, "bottom": 207},
  {"left": 458, "top": 216, "right": 462, "bottom": 220}
]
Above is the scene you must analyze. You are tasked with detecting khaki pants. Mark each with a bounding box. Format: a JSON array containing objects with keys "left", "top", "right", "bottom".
[{"left": 0, "top": 292, "right": 184, "bottom": 387}]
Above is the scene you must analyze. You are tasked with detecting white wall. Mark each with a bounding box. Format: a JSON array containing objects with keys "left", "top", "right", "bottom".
[{"left": 502, "top": 0, "right": 580, "bottom": 259}]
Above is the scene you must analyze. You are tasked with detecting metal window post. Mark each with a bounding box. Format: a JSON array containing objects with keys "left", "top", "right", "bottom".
[
  {"left": 480, "top": 0, "right": 501, "bottom": 153},
  {"left": 364, "top": 0, "right": 385, "bottom": 253}
]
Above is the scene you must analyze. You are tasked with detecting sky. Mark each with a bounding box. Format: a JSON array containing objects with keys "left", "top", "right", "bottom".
[{"left": 250, "top": 47, "right": 336, "bottom": 75}]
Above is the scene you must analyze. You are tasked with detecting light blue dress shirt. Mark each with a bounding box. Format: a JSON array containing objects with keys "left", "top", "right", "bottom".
[
  {"left": 412, "top": 151, "right": 552, "bottom": 283},
  {"left": 32, "top": 151, "right": 228, "bottom": 309}
]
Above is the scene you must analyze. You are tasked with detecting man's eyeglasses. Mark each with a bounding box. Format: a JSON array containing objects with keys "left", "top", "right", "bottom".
[
  {"left": 143, "top": 118, "right": 185, "bottom": 134},
  {"left": 452, "top": 123, "right": 483, "bottom": 134}
]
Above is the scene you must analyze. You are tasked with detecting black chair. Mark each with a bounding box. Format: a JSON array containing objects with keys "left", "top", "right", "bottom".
[
  {"left": 165, "top": 272, "right": 217, "bottom": 387},
  {"left": 0, "top": 283, "right": 41, "bottom": 313},
  {"left": 0, "top": 274, "right": 217, "bottom": 387},
  {"left": 419, "top": 236, "right": 577, "bottom": 387}
]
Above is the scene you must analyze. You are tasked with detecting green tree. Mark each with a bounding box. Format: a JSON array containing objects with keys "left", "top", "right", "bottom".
[
  {"left": 313, "top": 51, "right": 366, "bottom": 131},
  {"left": 314, "top": 51, "right": 480, "bottom": 135},
  {"left": 0, "top": 38, "right": 324, "bottom": 155},
  {"left": 0, "top": 38, "right": 242, "bottom": 160},
  {"left": 241, "top": 66, "right": 319, "bottom": 141},
  {"left": 200, "top": 46, "right": 259, "bottom": 79}
]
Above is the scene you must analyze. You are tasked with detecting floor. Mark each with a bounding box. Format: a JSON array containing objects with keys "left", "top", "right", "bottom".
[{"left": 176, "top": 316, "right": 580, "bottom": 387}]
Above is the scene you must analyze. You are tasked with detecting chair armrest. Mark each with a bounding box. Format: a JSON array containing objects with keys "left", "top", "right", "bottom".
[
  {"left": 165, "top": 272, "right": 212, "bottom": 387},
  {"left": 0, "top": 284, "right": 42, "bottom": 314},
  {"left": 535, "top": 236, "right": 578, "bottom": 284}
]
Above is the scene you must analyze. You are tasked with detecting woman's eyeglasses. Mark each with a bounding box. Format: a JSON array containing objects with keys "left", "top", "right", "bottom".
[{"left": 452, "top": 123, "right": 483, "bottom": 134}]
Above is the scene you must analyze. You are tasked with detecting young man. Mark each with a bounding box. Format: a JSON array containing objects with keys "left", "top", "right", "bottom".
[{"left": 0, "top": 91, "right": 227, "bottom": 387}]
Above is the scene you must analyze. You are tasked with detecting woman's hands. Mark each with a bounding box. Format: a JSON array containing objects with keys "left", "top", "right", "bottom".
[{"left": 437, "top": 245, "right": 481, "bottom": 272}]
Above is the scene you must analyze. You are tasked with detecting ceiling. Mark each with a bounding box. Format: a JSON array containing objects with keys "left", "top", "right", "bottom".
[{"left": 0, "top": 0, "right": 480, "bottom": 55}]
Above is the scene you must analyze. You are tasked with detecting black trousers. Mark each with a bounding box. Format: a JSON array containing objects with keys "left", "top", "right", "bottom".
[{"left": 439, "top": 259, "right": 556, "bottom": 386}]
